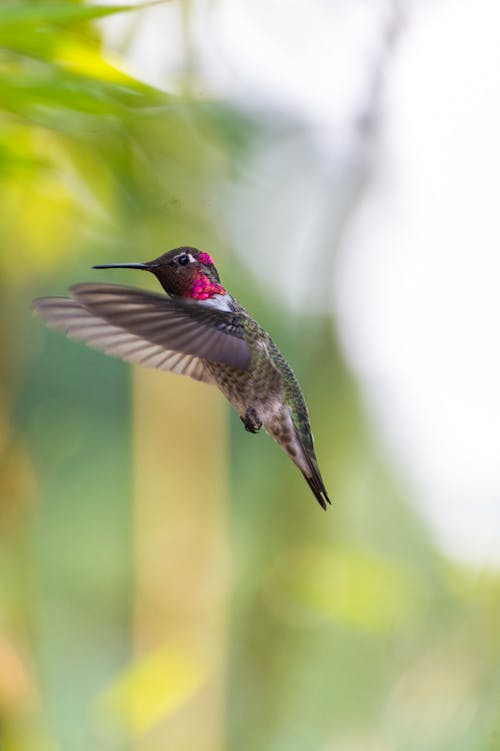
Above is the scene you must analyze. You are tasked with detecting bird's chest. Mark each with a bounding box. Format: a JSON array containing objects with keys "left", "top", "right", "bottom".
[{"left": 206, "top": 347, "right": 281, "bottom": 415}]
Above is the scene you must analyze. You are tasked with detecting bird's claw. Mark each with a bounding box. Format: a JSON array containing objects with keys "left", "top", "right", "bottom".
[{"left": 241, "top": 407, "right": 262, "bottom": 434}]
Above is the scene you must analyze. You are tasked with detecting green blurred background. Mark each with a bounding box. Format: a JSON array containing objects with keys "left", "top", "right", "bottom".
[{"left": 1, "top": 2, "right": 499, "bottom": 751}]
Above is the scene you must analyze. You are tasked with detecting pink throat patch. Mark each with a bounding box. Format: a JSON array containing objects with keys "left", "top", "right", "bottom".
[
  {"left": 198, "top": 252, "right": 214, "bottom": 266},
  {"left": 191, "top": 273, "right": 225, "bottom": 301}
]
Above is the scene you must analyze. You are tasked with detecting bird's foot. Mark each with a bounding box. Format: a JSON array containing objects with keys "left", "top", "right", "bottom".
[{"left": 241, "top": 407, "right": 262, "bottom": 434}]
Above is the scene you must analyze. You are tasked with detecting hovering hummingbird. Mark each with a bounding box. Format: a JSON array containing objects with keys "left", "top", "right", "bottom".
[{"left": 32, "top": 247, "right": 330, "bottom": 509}]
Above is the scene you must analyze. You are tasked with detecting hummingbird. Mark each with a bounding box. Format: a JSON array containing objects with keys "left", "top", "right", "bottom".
[{"left": 32, "top": 247, "right": 331, "bottom": 509}]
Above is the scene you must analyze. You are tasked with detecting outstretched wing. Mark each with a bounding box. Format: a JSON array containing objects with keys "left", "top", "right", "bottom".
[{"left": 32, "top": 283, "right": 251, "bottom": 380}]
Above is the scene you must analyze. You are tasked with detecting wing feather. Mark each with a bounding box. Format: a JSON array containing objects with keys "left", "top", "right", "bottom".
[
  {"left": 31, "top": 296, "right": 214, "bottom": 383},
  {"left": 67, "top": 283, "right": 250, "bottom": 370},
  {"left": 33, "top": 282, "right": 251, "bottom": 377}
]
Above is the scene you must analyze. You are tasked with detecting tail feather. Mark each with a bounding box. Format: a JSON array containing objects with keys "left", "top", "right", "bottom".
[
  {"left": 291, "top": 424, "right": 331, "bottom": 510},
  {"left": 303, "top": 462, "right": 331, "bottom": 511}
]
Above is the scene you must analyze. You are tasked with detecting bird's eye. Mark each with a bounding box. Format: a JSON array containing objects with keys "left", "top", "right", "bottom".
[{"left": 178, "top": 254, "right": 190, "bottom": 266}]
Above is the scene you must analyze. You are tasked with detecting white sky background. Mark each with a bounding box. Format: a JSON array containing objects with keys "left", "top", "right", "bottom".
[{"left": 100, "top": 0, "right": 500, "bottom": 567}]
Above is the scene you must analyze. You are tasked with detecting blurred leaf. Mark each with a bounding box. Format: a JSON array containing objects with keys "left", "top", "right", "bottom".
[
  {"left": 0, "top": 2, "right": 169, "bottom": 29},
  {"left": 263, "top": 545, "right": 425, "bottom": 631},
  {"left": 0, "top": 31, "right": 162, "bottom": 91},
  {"left": 0, "top": 65, "right": 166, "bottom": 119},
  {"left": 96, "top": 641, "right": 211, "bottom": 736}
]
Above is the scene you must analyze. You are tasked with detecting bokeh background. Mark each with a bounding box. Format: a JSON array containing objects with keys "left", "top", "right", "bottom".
[{"left": 1, "top": 1, "right": 500, "bottom": 750}]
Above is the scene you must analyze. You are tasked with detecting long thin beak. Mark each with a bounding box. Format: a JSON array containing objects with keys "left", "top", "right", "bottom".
[{"left": 93, "top": 262, "right": 156, "bottom": 271}]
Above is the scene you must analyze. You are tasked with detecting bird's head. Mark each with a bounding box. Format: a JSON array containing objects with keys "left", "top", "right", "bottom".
[{"left": 94, "top": 247, "right": 226, "bottom": 300}]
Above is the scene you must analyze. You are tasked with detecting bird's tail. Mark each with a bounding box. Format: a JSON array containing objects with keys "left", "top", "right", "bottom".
[
  {"left": 292, "top": 425, "right": 331, "bottom": 510},
  {"left": 302, "top": 456, "right": 331, "bottom": 511}
]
